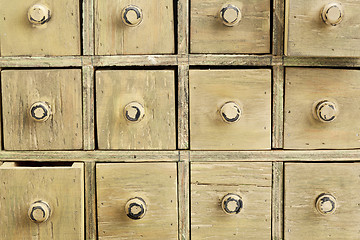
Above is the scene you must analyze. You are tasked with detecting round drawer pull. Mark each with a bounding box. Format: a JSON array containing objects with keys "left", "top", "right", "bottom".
[
  {"left": 220, "top": 102, "right": 242, "bottom": 123},
  {"left": 321, "top": 3, "right": 344, "bottom": 26},
  {"left": 122, "top": 5, "right": 143, "bottom": 27},
  {"left": 221, "top": 193, "right": 243, "bottom": 215},
  {"left": 315, "top": 100, "right": 338, "bottom": 123},
  {"left": 316, "top": 193, "right": 337, "bottom": 215},
  {"left": 28, "top": 201, "right": 51, "bottom": 223},
  {"left": 124, "top": 102, "right": 145, "bottom": 123},
  {"left": 28, "top": 4, "right": 51, "bottom": 25},
  {"left": 125, "top": 197, "right": 147, "bottom": 220},
  {"left": 29, "top": 101, "right": 52, "bottom": 122},
  {"left": 219, "top": 4, "right": 242, "bottom": 27}
]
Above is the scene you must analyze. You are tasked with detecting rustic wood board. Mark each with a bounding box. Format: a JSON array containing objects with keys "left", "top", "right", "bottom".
[
  {"left": 191, "top": 162, "right": 272, "bottom": 239},
  {"left": 0, "top": 0, "right": 80, "bottom": 56},
  {"left": 95, "top": 0, "right": 174, "bottom": 55},
  {"left": 96, "top": 70, "right": 176, "bottom": 150},
  {"left": 190, "top": 0, "right": 271, "bottom": 53},
  {"left": 285, "top": 163, "right": 360, "bottom": 239},
  {"left": 189, "top": 69, "right": 271, "bottom": 150},
  {"left": 284, "top": 67, "right": 360, "bottom": 149},
  {"left": 285, "top": 0, "right": 360, "bottom": 57},
  {"left": 0, "top": 162, "right": 84, "bottom": 240},
  {"left": 1, "top": 69, "right": 83, "bottom": 150},
  {"left": 96, "top": 163, "right": 178, "bottom": 239}
]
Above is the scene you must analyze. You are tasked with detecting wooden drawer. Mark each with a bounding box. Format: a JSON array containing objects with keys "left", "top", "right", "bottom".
[
  {"left": 0, "top": 162, "right": 84, "bottom": 240},
  {"left": 96, "top": 163, "right": 178, "bottom": 240},
  {"left": 1, "top": 69, "right": 83, "bottom": 150},
  {"left": 96, "top": 70, "right": 176, "bottom": 150},
  {"left": 189, "top": 69, "right": 271, "bottom": 150},
  {"left": 191, "top": 162, "right": 272, "bottom": 239},
  {"left": 285, "top": 0, "right": 360, "bottom": 57},
  {"left": 190, "top": 0, "right": 271, "bottom": 54},
  {"left": 285, "top": 163, "right": 360, "bottom": 239},
  {"left": 284, "top": 68, "right": 360, "bottom": 149},
  {"left": 0, "top": 0, "right": 80, "bottom": 56},
  {"left": 95, "top": 0, "right": 174, "bottom": 55}
]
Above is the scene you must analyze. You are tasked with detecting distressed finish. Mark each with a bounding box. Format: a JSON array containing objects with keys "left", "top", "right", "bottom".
[
  {"left": 96, "top": 163, "right": 178, "bottom": 239},
  {"left": 96, "top": 70, "right": 176, "bottom": 150},
  {"left": 95, "top": 0, "right": 174, "bottom": 55},
  {"left": 191, "top": 162, "right": 272, "bottom": 239},
  {"left": 1, "top": 69, "right": 83, "bottom": 150},
  {"left": 0, "top": 0, "right": 80, "bottom": 56},
  {"left": 190, "top": 69, "right": 271, "bottom": 150},
  {"left": 0, "top": 162, "right": 84, "bottom": 240},
  {"left": 190, "top": 0, "right": 271, "bottom": 53},
  {"left": 285, "top": 163, "right": 360, "bottom": 239},
  {"left": 284, "top": 68, "right": 360, "bottom": 149}
]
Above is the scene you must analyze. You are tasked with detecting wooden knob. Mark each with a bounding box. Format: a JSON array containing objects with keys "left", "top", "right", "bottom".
[
  {"left": 221, "top": 193, "right": 243, "bottom": 215},
  {"left": 124, "top": 102, "right": 145, "bottom": 123},
  {"left": 321, "top": 3, "right": 344, "bottom": 26},
  {"left": 28, "top": 4, "right": 51, "bottom": 25},
  {"left": 316, "top": 194, "right": 337, "bottom": 215},
  {"left": 220, "top": 102, "right": 242, "bottom": 123},
  {"left": 315, "top": 100, "right": 337, "bottom": 123},
  {"left": 219, "top": 4, "right": 242, "bottom": 27},
  {"left": 122, "top": 5, "right": 143, "bottom": 27},
  {"left": 29, "top": 101, "right": 52, "bottom": 122},
  {"left": 125, "top": 197, "right": 147, "bottom": 220},
  {"left": 28, "top": 201, "right": 51, "bottom": 223}
]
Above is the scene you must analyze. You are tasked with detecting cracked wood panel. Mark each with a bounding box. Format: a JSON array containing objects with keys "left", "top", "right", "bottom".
[
  {"left": 0, "top": 162, "right": 84, "bottom": 240},
  {"left": 191, "top": 162, "right": 272, "bottom": 239},
  {"left": 1, "top": 69, "right": 83, "bottom": 150},
  {"left": 97, "top": 163, "right": 178, "bottom": 239}
]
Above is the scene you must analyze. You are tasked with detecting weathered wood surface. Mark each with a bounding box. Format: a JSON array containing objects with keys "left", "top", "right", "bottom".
[
  {"left": 82, "top": 66, "right": 95, "bottom": 150},
  {"left": 85, "top": 161, "right": 97, "bottom": 240},
  {"left": 83, "top": 0, "right": 94, "bottom": 55},
  {"left": 272, "top": 66, "right": 284, "bottom": 149},
  {"left": 272, "top": 162, "right": 284, "bottom": 240},
  {"left": 178, "top": 152, "right": 190, "bottom": 240},
  {"left": 178, "top": 65, "right": 189, "bottom": 149}
]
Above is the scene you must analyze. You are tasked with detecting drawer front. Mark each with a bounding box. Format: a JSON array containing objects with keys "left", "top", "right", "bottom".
[
  {"left": 96, "top": 70, "right": 176, "bottom": 150},
  {"left": 96, "top": 163, "right": 178, "bottom": 240},
  {"left": 191, "top": 162, "right": 272, "bottom": 239},
  {"left": 0, "top": 0, "right": 80, "bottom": 56},
  {"left": 284, "top": 68, "right": 360, "bottom": 149},
  {"left": 285, "top": 163, "right": 360, "bottom": 239},
  {"left": 0, "top": 162, "right": 84, "bottom": 240},
  {"left": 286, "top": 0, "right": 360, "bottom": 57},
  {"left": 95, "top": 0, "right": 174, "bottom": 55},
  {"left": 190, "top": 0, "right": 270, "bottom": 53},
  {"left": 189, "top": 69, "right": 271, "bottom": 150},
  {"left": 1, "top": 69, "right": 83, "bottom": 150}
]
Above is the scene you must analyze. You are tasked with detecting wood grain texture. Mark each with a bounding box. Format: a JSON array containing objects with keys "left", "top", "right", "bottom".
[
  {"left": 1, "top": 69, "right": 83, "bottom": 150},
  {"left": 284, "top": 68, "right": 360, "bottom": 149},
  {"left": 83, "top": 0, "right": 94, "bottom": 55},
  {"left": 285, "top": 163, "right": 360, "bottom": 239},
  {"left": 190, "top": 0, "right": 271, "bottom": 53},
  {"left": 0, "top": 162, "right": 84, "bottom": 240},
  {"left": 95, "top": 0, "right": 174, "bottom": 55},
  {"left": 272, "top": 162, "right": 284, "bottom": 240},
  {"left": 272, "top": 66, "right": 284, "bottom": 149},
  {"left": 178, "top": 152, "right": 190, "bottom": 240},
  {"left": 273, "top": 0, "right": 285, "bottom": 55},
  {"left": 178, "top": 0, "right": 189, "bottom": 54},
  {"left": 82, "top": 66, "right": 95, "bottom": 150},
  {"left": 191, "top": 162, "right": 272, "bottom": 239},
  {"left": 190, "top": 69, "right": 271, "bottom": 150},
  {"left": 97, "top": 163, "right": 178, "bottom": 239},
  {"left": 285, "top": 0, "right": 360, "bottom": 56},
  {"left": 178, "top": 65, "right": 189, "bottom": 149},
  {"left": 85, "top": 161, "right": 97, "bottom": 240},
  {"left": 0, "top": 0, "right": 80, "bottom": 56},
  {"left": 96, "top": 70, "right": 176, "bottom": 150}
]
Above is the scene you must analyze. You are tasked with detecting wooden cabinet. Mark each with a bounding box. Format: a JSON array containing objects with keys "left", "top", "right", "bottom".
[
  {"left": 96, "top": 163, "right": 178, "bottom": 239},
  {"left": 1, "top": 69, "right": 83, "bottom": 150},
  {"left": 0, "top": 0, "right": 81, "bottom": 56},
  {"left": 0, "top": 162, "right": 84, "bottom": 240}
]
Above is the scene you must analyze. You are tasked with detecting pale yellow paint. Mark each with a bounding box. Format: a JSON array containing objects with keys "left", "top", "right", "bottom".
[
  {"left": 189, "top": 69, "right": 271, "bottom": 150},
  {"left": 0, "top": 162, "right": 84, "bottom": 240},
  {"left": 191, "top": 162, "right": 272, "bottom": 240},
  {"left": 284, "top": 68, "right": 360, "bottom": 149},
  {"left": 1, "top": 69, "right": 83, "bottom": 150},
  {"left": 0, "top": 0, "right": 80, "bottom": 56},
  {"left": 96, "top": 70, "right": 176, "bottom": 150},
  {"left": 285, "top": 163, "right": 360, "bottom": 239},
  {"left": 96, "top": 163, "right": 178, "bottom": 239}
]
